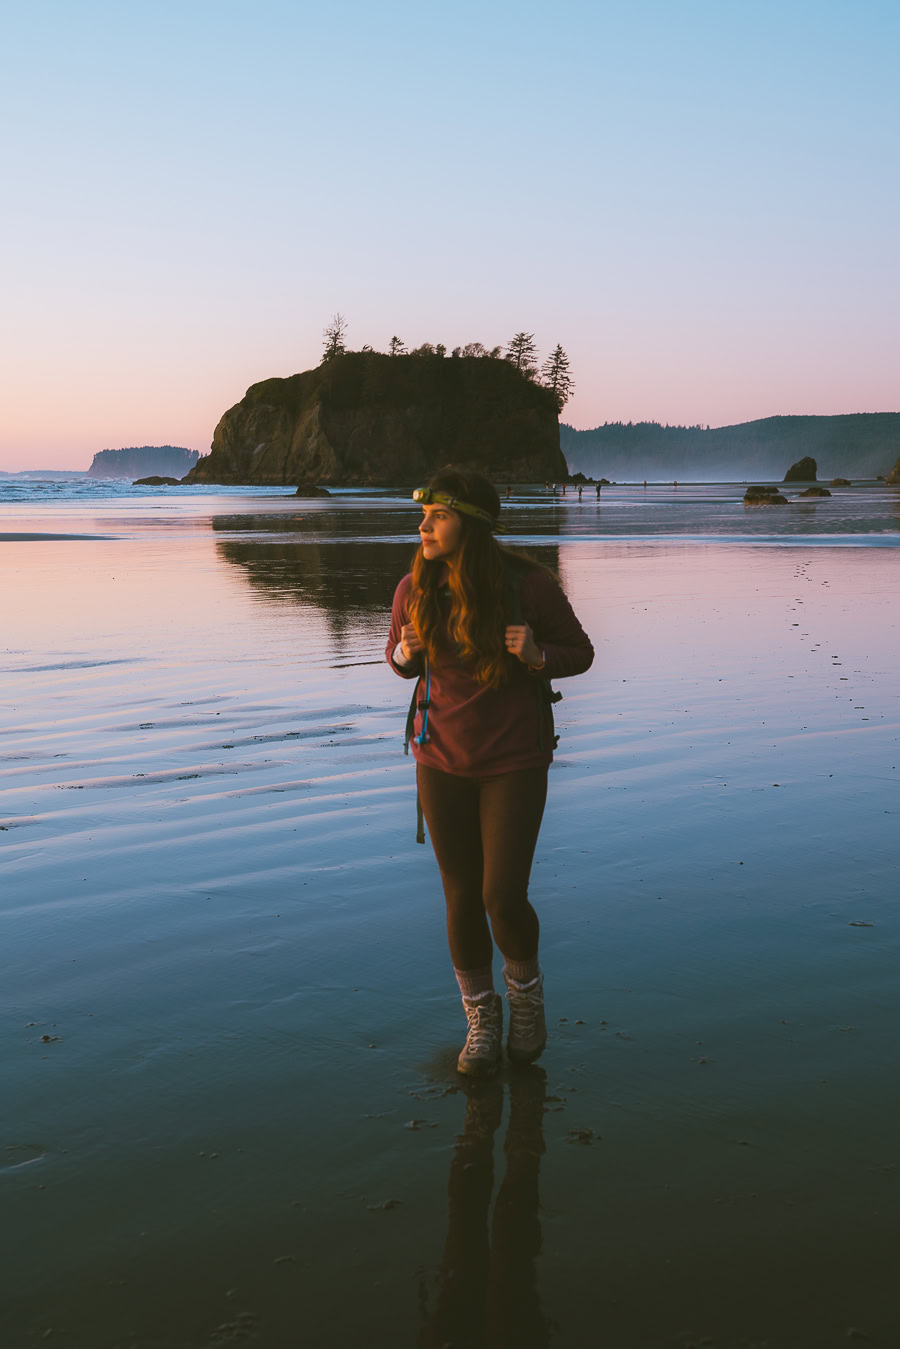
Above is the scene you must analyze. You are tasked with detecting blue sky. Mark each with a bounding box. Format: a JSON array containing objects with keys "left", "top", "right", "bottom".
[{"left": 1, "top": 0, "right": 897, "bottom": 467}]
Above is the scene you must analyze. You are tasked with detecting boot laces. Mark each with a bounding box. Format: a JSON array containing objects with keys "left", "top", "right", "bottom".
[
  {"left": 507, "top": 983, "right": 542, "bottom": 1037},
  {"left": 464, "top": 999, "right": 499, "bottom": 1053}
]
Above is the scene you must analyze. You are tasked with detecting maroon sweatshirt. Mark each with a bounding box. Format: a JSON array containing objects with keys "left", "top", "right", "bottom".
[{"left": 385, "top": 561, "right": 594, "bottom": 776}]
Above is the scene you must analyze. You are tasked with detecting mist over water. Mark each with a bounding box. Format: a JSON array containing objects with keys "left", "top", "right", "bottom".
[{"left": 2, "top": 485, "right": 898, "bottom": 1348}]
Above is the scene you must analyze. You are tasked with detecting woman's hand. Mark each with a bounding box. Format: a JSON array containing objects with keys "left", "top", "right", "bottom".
[
  {"left": 505, "top": 623, "right": 544, "bottom": 668},
  {"left": 400, "top": 622, "right": 425, "bottom": 664}
]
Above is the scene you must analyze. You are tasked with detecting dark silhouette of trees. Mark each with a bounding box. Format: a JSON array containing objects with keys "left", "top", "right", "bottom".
[
  {"left": 505, "top": 332, "right": 538, "bottom": 377},
  {"left": 322, "top": 312, "right": 347, "bottom": 360},
  {"left": 321, "top": 322, "right": 571, "bottom": 408},
  {"left": 541, "top": 344, "right": 574, "bottom": 412}
]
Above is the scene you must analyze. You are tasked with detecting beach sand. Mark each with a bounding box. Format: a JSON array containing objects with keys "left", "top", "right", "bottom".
[{"left": 2, "top": 488, "right": 898, "bottom": 1347}]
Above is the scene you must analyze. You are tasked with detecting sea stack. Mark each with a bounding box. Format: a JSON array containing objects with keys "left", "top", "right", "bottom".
[
  {"left": 183, "top": 351, "right": 567, "bottom": 487},
  {"left": 784, "top": 455, "right": 817, "bottom": 482},
  {"left": 744, "top": 484, "right": 788, "bottom": 504}
]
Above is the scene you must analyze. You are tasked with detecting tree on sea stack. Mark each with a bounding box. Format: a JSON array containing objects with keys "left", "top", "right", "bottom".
[
  {"left": 541, "top": 344, "right": 575, "bottom": 412},
  {"left": 506, "top": 331, "right": 539, "bottom": 378},
  {"left": 322, "top": 313, "right": 347, "bottom": 360},
  {"left": 389, "top": 336, "right": 407, "bottom": 356}
]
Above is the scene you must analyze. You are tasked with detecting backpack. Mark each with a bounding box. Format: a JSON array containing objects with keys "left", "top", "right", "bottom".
[{"left": 402, "top": 560, "right": 563, "bottom": 843}]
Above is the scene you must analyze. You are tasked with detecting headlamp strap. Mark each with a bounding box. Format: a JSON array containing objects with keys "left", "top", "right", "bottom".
[{"left": 411, "top": 488, "right": 505, "bottom": 533}]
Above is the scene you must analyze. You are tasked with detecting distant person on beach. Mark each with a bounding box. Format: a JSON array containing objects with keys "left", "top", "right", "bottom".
[
  {"left": 595, "top": 483, "right": 602, "bottom": 498},
  {"left": 386, "top": 468, "right": 594, "bottom": 1077},
  {"left": 577, "top": 484, "right": 583, "bottom": 500}
]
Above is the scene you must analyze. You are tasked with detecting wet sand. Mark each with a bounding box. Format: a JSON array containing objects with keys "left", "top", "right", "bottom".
[
  {"left": 0, "top": 531, "right": 121, "bottom": 540},
  {"left": 2, "top": 488, "right": 899, "bottom": 1348}
]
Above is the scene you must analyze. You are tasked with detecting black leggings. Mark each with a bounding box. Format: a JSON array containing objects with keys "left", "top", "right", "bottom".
[{"left": 415, "top": 761, "right": 549, "bottom": 970}]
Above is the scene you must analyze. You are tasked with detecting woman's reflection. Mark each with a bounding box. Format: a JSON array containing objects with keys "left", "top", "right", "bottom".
[{"left": 418, "top": 1066, "right": 549, "bottom": 1349}]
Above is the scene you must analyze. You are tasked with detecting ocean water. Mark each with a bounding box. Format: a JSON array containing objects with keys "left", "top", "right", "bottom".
[
  {"left": 2, "top": 484, "right": 899, "bottom": 1348},
  {"left": 1, "top": 473, "right": 899, "bottom": 542}
]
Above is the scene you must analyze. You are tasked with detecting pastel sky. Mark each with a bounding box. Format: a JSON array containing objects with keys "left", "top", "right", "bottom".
[{"left": 2, "top": 0, "right": 897, "bottom": 470}]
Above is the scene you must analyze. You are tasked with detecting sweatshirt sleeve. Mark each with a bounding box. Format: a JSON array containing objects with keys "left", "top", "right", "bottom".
[
  {"left": 522, "top": 567, "right": 594, "bottom": 680},
  {"left": 385, "top": 574, "right": 422, "bottom": 679}
]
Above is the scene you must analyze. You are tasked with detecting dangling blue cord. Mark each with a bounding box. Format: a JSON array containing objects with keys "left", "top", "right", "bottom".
[
  {"left": 412, "top": 655, "right": 431, "bottom": 844},
  {"left": 415, "top": 656, "right": 431, "bottom": 745}
]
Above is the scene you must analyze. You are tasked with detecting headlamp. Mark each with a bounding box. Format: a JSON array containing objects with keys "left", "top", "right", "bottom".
[{"left": 412, "top": 487, "right": 506, "bottom": 533}]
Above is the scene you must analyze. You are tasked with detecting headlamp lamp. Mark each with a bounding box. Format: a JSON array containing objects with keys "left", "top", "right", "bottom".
[{"left": 412, "top": 487, "right": 506, "bottom": 533}]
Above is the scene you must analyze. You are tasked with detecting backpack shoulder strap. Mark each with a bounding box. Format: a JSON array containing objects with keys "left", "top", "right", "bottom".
[{"left": 403, "top": 675, "right": 420, "bottom": 755}]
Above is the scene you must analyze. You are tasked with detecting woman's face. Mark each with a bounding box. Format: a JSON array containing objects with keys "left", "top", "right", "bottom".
[{"left": 418, "top": 503, "right": 463, "bottom": 560}]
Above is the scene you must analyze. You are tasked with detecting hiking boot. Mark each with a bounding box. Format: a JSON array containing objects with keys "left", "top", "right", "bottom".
[
  {"left": 503, "top": 970, "right": 547, "bottom": 1064},
  {"left": 457, "top": 992, "right": 503, "bottom": 1077}
]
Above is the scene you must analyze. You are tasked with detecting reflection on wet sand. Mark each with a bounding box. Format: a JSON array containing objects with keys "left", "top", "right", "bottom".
[
  {"left": 418, "top": 1067, "right": 550, "bottom": 1349},
  {"left": 212, "top": 514, "right": 560, "bottom": 633},
  {"left": 216, "top": 536, "right": 415, "bottom": 632}
]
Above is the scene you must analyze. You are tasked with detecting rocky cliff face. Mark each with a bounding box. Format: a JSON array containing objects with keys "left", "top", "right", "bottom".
[
  {"left": 888, "top": 454, "right": 900, "bottom": 484},
  {"left": 183, "top": 352, "right": 566, "bottom": 486}
]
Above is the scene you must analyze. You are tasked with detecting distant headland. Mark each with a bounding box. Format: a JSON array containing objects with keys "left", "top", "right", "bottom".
[
  {"left": 88, "top": 446, "right": 199, "bottom": 479},
  {"left": 562, "top": 414, "right": 900, "bottom": 483}
]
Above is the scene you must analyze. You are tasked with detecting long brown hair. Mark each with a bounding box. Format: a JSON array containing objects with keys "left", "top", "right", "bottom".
[{"left": 408, "top": 467, "right": 547, "bottom": 689}]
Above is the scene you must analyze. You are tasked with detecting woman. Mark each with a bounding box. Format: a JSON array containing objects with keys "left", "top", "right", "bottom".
[{"left": 385, "top": 468, "right": 594, "bottom": 1077}]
